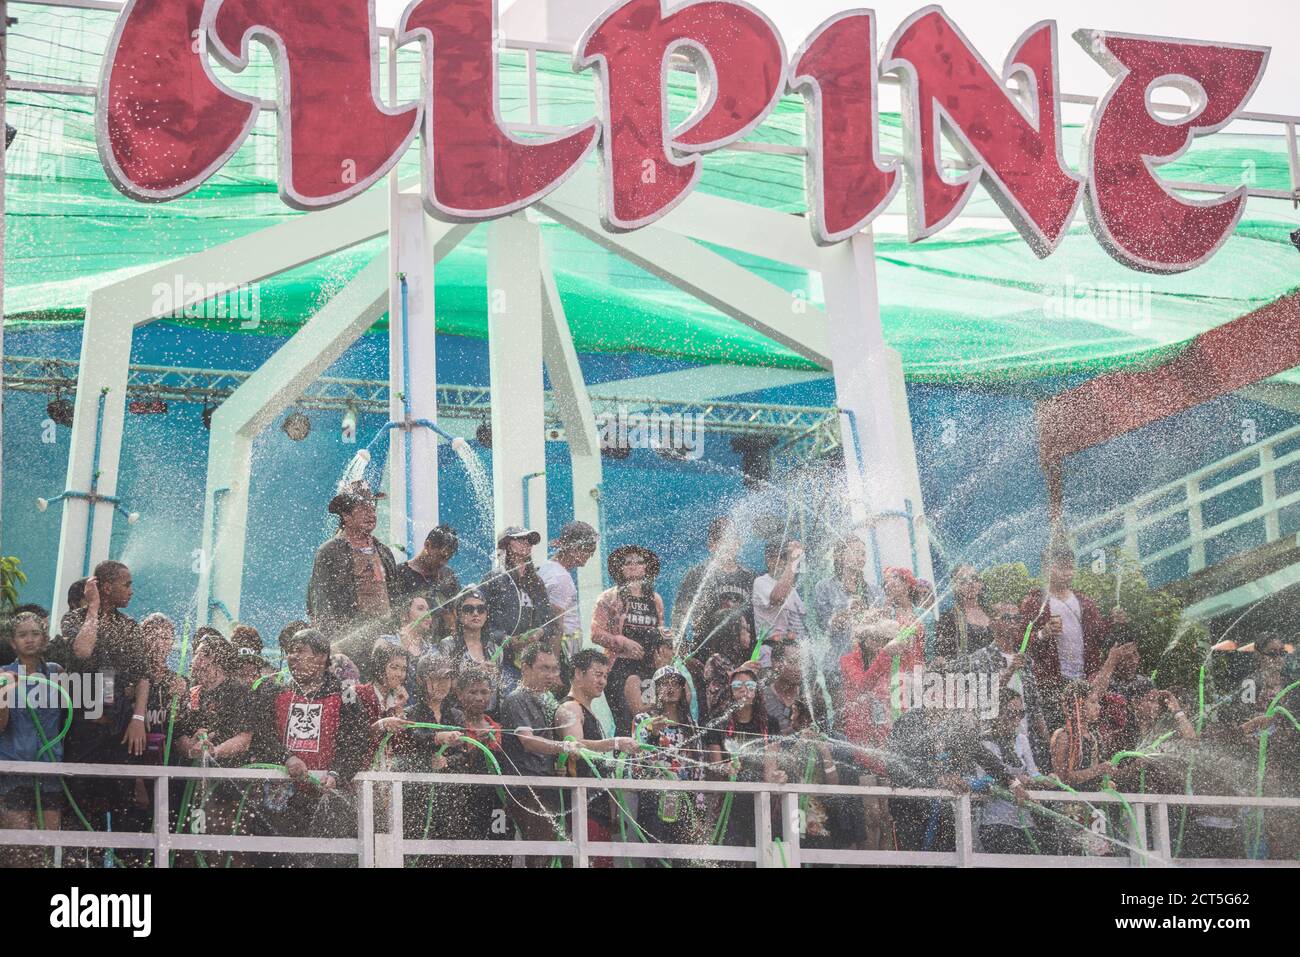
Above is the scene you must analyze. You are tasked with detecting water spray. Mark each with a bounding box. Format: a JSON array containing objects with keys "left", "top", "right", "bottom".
[{"left": 346, "top": 273, "right": 478, "bottom": 557}]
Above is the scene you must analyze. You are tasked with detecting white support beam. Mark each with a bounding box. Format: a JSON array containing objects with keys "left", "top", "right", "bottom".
[
  {"left": 52, "top": 182, "right": 408, "bottom": 621},
  {"left": 387, "top": 193, "right": 440, "bottom": 559},
  {"left": 537, "top": 189, "right": 831, "bottom": 366},
  {"left": 487, "top": 216, "right": 548, "bottom": 543},
  {"left": 538, "top": 239, "right": 604, "bottom": 634},
  {"left": 820, "top": 232, "right": 932, "bottom": 583},
  {"left": 586, "top": 366, "right": 828, "bottom": 403},
  {"left": 540, "top": 172, "right": 931, "bottom": 582}
]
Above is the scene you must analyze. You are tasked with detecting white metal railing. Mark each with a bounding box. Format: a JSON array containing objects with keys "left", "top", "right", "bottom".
[
  {"left": 1074, "top": 421, "right": 1300, "bottom": 580},
  {"left": 0, "top": 761, "right": 1297, "bottom": 868}
]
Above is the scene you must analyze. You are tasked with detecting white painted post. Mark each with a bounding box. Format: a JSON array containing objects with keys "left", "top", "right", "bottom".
[
  {"left": 780, "top": 791, "right": 802, "bottom": 868},
  {"left": 153, "top": 776, "right": 171, "bottom": 869},
  {"left": 539, "top": 242, "right": 604, "bottom": 632},
  {"left": 955, "top": 794, "right": 973, "bottom": 867},
  {"left": 1128, "top": 800, "right": 1150, "bottom": 867},
  {"left": 53, "top": 298, "right": 132, "bottom": 618},
  {"left": 387, "top": 194, "right": 440, "bottom": 558},
  {"left": 487, "top": 216, "right": 548, "bottom": 541},
  {"left": 1186, "top": 479, "right": 1206, "bottom": 573},
  {"left": 755, "top": 791, "right": 772, "bottom": 867},
  {"left": 1287, "top": 122, "right": 1300, "bottom": 197},
  {"left": 819, "top": 232, "right": 933, "bottom": 582},
  {"left": 1261, "top": 444, "right": 1280, "bottom": 543},
  {"left": 358, "top": 779, "right": 376, "bottom": 868},
  {"left": 1151, "top": 802, "right": 1173, "bottom": 866},
  {"left": 385, "top": 777, "right": 404, "bottom": 868},
  {"left": 573, "top": 785, "right": 589, "bottom": 868},
  {"left": 1123, "top": 507, "right": 1140, "bottom": 559}
]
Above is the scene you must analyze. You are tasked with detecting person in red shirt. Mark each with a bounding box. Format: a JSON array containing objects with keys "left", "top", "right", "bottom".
[
  {"left": 839, "top": 614, "right": 910, "bottom": 774},
  {"left": 882, "top": 567, "right": 926, "bottom": 674},
  {"left": 359, "top": 639, "right": 411, "bottom": 770},
  {"left": 253, "top": 627, "right": 371, "bottom": 861}
]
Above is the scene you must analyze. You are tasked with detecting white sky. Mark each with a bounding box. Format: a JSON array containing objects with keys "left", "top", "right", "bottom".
[{"left": 375, "top": 0, "right": 1299, "bottom": 117}]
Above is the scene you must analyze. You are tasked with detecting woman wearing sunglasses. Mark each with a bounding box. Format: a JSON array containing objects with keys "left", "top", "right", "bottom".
[
  {"left": 704, "top": 663, "right": 779, "bottom": 855},
  {"left": 439, "top": 589, "right": 505, "bottom": 711}
]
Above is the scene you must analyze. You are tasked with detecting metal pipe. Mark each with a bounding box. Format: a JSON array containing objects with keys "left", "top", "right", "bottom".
[
  {"left": 409, "top": 418, "right": 458, "bottom": 443},
  {"left": 904, "top": 497, "right": 918, "bottom": 576},
  {"left": 82, "top": 388, "right": 108, "bottom": 576},
  {"left": 593, "top": 484, "right": 609, "bottom": 588},
  {"left": 399, "top": 273, "right": 414, "bottom": 558},
  {"left": 867, "top": 524, "right": 884, "bottom": 588},
  {"left": 209, "top": 598, "right": 235, "bottom": 624},
  {"left": 837, "top": 407, "right": 867, "bottom": 481},
  {"left": 521, "top": 470, "right": 545, "bottom": 532}
]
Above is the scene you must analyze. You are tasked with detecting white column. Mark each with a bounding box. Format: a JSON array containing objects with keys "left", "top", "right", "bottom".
[
  {"left": 387, "top": 193, "right": 439, "bottom": 559},
  {"left": 52, "top": 293, "right": 133, "bottom": 618},
  {"left": 819, "top": 231, "right": 933, "bottom": 583},
  {"left": 198, "top": 436, "right": 253, "bottom": 629},
  {"left": 539, "top": 241, "right": 604, "bottom": 634},
  {"left": 487, "top": 216, "right": 547, "bottom": 541}
]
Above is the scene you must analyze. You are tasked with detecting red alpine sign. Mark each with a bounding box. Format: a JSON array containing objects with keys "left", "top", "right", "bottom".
[{"left": 96, "top": 0, "right": 1270, "bottom": 274}]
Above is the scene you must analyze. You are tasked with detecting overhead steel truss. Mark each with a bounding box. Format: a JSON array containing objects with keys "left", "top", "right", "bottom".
[{"left": 3, "top": 354, "right": 842, "bottom": 443}]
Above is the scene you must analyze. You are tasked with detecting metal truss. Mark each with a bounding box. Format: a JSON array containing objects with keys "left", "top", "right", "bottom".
[{"left": 3, "top": 354, "right": 841, "bottom": 442}]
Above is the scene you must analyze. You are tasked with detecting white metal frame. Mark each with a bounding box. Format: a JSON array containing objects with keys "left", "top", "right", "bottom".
[
  {"left": 51, "top": 185, "right": 397, "bottom": 622},
  {"left": 29, "top": 1, "right": 936, "bottom": 618},
  {"left": 1, "top": 760, "right": 1297, "bottom": 869}
]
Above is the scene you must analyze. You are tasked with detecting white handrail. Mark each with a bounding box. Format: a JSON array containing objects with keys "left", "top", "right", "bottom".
[
  {"left": 1075, "top": 420, "right": 1300, "bottom": 535},
  {"left": 1074, "top": 421, "right": 1300, "bottom": 581},
  {"left": 1, "top": 761, "right": 1296, "bottom": 868}
]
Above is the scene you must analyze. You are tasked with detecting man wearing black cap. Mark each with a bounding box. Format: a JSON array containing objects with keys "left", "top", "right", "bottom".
[
  {"left": 478, "top": 527, "right": 560, "bottom": 694},
  {"left": 396, "top": 525, "right": 462, "bottom": 637},
  {"left": 307, "top": 481, "right": 399, "bottom": 678},
  {"left": 230, "top": 624, "right": 270, "bottom": 687},
  {"left": 537, "top": 521, "right": 599, "bottom": 666}
]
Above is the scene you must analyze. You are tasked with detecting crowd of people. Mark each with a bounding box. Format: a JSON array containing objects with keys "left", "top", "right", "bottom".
[{"left": 0, "top": 477, "right": 1297, "bottom": 867}]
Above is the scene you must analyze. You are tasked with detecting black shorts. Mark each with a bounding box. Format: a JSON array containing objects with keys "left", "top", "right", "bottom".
[{"left": 606, "top": 658, "right": 638, "bottom": 735}]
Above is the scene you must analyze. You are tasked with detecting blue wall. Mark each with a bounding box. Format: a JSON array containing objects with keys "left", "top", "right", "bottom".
[{"left": 8, "top": 323, "right": 1292, "bottom": 635}]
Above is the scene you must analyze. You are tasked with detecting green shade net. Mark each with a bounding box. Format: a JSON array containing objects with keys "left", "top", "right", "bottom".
[{"left": 5, "top": 6, "right": 1299, "bottom": 382}]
